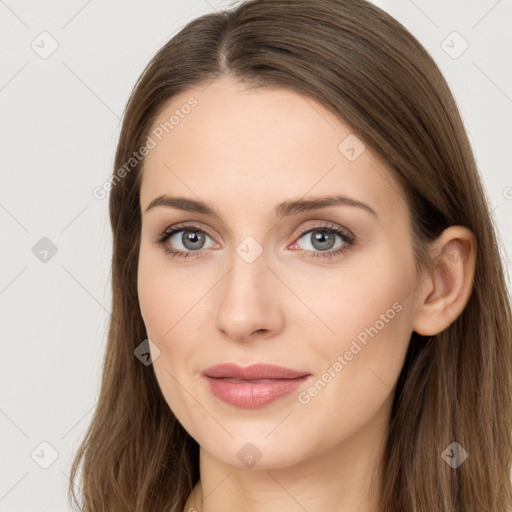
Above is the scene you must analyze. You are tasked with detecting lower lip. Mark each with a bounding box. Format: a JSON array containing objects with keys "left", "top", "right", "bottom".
[{"left": 204, "top": 375, "right": 311, "bottom": 408}]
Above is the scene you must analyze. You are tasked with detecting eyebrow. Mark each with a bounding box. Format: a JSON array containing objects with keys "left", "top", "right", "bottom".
[{"left": 144, "top": 193, "right": 378, "bottom": 219}]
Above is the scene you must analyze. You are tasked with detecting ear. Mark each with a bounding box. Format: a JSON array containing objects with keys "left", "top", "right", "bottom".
[{"left": 412, "top": 226, "right": 476, "bottom": 336}]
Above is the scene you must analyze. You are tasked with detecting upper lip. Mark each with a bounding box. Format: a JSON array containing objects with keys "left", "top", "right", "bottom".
[{"left": 202, "top": 363, "right": 309, "bottom": 380}]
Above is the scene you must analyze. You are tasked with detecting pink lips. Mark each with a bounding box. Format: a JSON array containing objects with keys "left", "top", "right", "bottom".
[{"left": 202, "top": 363, "right": 311, "bottom": 408}]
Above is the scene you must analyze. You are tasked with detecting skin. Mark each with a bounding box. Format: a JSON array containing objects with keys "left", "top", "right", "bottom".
[{"left": 137, "top": 76, "right": 476, "bottom": 512}]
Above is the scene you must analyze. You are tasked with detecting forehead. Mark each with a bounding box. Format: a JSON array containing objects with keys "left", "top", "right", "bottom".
[{"left": 139, "top": 77, "right": 406, "bottom": 224}]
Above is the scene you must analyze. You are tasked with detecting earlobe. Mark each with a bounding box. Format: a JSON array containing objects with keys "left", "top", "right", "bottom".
[{"left": 412, "top": 226, "right": 476, "bottom": 336}]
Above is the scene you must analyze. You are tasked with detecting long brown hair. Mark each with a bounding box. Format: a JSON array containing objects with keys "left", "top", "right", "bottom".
[{"left": 68, "top": 1, "right": 512, "bottom": 510}]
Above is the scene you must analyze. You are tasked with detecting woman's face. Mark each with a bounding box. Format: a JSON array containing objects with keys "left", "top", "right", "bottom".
[{"left": 138, "top": 76, "right": 420, "bottom": 470}]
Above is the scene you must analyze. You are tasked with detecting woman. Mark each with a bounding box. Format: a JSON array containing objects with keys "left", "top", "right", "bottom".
[{"left": 69, "top": 0, "right": 512, "bottom": 510}]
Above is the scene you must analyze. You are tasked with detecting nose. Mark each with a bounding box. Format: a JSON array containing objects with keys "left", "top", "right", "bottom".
[{"left": 215, "top": 246, "right": 284, "bottom": 342}]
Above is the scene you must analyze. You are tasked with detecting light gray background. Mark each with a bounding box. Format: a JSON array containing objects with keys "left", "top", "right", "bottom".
[{"left": 1, "top": 1, "right": 511, "bottom": 510}]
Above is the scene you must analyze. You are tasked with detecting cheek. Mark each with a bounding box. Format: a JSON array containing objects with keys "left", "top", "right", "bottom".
[
  {"left": 293, "top": 246, "right": 416, "bottom": 382},
  {"left": 137, "top": 255, "right": 207, "bottom": 433},
  {"left": 137, "top": 248, "right": 197, "bottom": 341},
  {"left": 137, "top": 262, "right": 168, "bottom": 340},
  {"left": 296, "top": 305, "right": 410, "bottom": 448},
  {"left": 137, "top": 252, "right": 213, "bottom": 382}
]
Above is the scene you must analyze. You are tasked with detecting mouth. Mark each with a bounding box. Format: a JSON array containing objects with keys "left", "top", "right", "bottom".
[{"left": 202, "top": 363, "right": 312, "bottom": 408}]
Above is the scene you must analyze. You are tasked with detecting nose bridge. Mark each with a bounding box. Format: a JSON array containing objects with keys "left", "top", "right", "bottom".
[
  {"left": 215, "top": 239, "right": 283, "bottom": 340},
  {"left": 224, "top": 242, "right": 271, "bottom": 312}
]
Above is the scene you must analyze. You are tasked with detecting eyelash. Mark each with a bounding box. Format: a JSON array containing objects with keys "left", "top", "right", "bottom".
[{"left": 153, "top": 222, "right": 356, "bottom": 262}]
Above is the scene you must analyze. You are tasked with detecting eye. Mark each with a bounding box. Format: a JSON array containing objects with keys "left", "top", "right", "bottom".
[
  {"left": 155, "top": 225, "right": 217, "bottom": 260},
  {"left": 154, "top": 222, "right": 356, "bottom": 261},
  {"left": 290, "top": 223, "right": 355, "bottom": 260}
]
